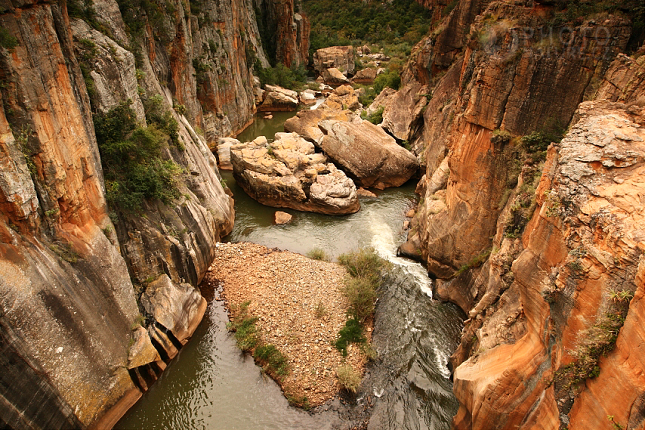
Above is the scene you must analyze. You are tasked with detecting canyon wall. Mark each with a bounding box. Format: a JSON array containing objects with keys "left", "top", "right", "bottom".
[
  {"left": 0, "top": 0, "right": 306, "bottom": 427},
  {"left": 394, "top": 0, "right": 645, "bottom": 428},
  {"left": 253, "top": 0, "right": 310, "bottom": 67}
]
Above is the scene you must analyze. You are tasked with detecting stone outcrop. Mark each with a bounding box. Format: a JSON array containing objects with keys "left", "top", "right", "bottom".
[
  {"left": 231, "top": 133, "right": 360, "bottom": 215},
  {"left": 322, "top": 67, "right": 351, "bottom": 86},
  {"left": 318, "top": 119, "right": 419, "bottom": 189},
  {"left": 0, "top": 0, "right": 297, "bottom": 425},
  {"left": 313, "top": 46, "right": 355, "bottom": 75},
  {"left": 452, "top": 101, "right": 645, "bottom": 430},
  {"left": 380, "top": 81, "right": 429, "bottom": 143},
  {"left": 216, "top": 137, "right": 237, "bottom": 170},
  {"left": 352, "top": 67, "right": 378, "bottom": 84},
  {"left": 393, "top": 1, "right": 643, "bottom": 428},
  {"left": 258, "top": 84, "right": 300, "bottom": 111},
  {"left": 273, "top": 211, "right": 293, "bottom": 225},
  {"left": 283, "top": 108, "right": 352, "bottom": 146}
]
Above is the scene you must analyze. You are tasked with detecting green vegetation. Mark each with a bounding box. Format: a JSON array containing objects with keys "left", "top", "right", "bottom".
[
  {"left": 334, "top": 248, "right": 389, "bottom": 356},
  {"left": 49, "top": 242, "right": 80, "bottom": 264},
  {"left": 94, "top": 100, "right": 182, "bottom": 213},
  {"left": 254, "top": 344, "right": 289, "bottom": 376},
  {"left": 303, "top": 0, "right": 434, "bottom": 56},
  {"left": 254, "top": 61, "right": 307, "bottom": 91},
  {"left": 336, "top": 364, "right": 361, "bottom": 393},
  {"left": 361, "top": 106, "right": 384, "bottom": 125},
  {"left": 227, "top": 301, "right": 292, "bottom": 384},
  {"left": 554, "top": 288, "right": 634, "bottom": 390},
  {"left": 357, "top": 69, "right": 403, "bottom": 106},
  {"left": 453, "top": 248, "right": 492, "bottom": 277},
  {"left": 307, "top": 248, "right": 330, "bottom": 261},
  {"left": 334, "top": 317, "right": 365, "bottom": 356},
  {"left": 142, "top": 94, "right": 183, "bottom": 149},
  {"left": 0, "top": 27, "right": 18, "bottom": 50},
  {"left": 226, "top": 301, "right": 260, "bottom": 352}
]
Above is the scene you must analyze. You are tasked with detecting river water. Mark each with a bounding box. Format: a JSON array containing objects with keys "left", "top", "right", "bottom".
[{"left": 116, "top": 112, "right": 463, "bottom": 430}]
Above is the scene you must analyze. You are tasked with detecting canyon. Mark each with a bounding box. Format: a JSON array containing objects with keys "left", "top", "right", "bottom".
[{"left": 0, "top": 0, "right": 644, "bottom": 429}]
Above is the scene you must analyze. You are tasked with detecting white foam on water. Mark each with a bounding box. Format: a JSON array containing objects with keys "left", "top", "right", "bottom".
[
  {"left": 367, "top": 213, "right": 453, "bottom": 378},
  {"left": 367, "top": 214, "right": 433, "bottom": 298}
]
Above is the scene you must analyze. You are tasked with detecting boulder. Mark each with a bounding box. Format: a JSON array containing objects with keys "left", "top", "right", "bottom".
[
  {"left": 367, "top": 53, "right": 390, "bottom": 62},
  {"left": 127, "top": 326, "right": 160, "bottom": 369},
  {"left": 381, "top": 82, "right": 429, "bottom": 141},
  {"left": 274, "top": 211, "right": 293, "bottom": 224},
  {"left": 141, "top": 275, "right": 207, "bottom": 344},
  {"left": 216, "top": 137, "right": 238, "bottom": 170},
  {"left": 322, "top": 68, "right": 350, "bottom": 86},
  {"left": 313, "top": 45, "right": 355, "bottom": 75},
  {"left": 324, "top": 85, "right": 361, "bottom": 111},
  {"left": 231, "top": 132, "right": 360, "bottom": 215},
  {"left": 299, "top": 89, "right": 317, "bottom": 105},
  {"left": 318, "top": 119, "right": 419, "bottom": 189},
  {"left": 352, "top": 67, "right": 378, "bottom": 84},
  {"left": 259, "top": 85, "right": 299, "bottom": 111},
  {"left": 365, "top": 87, "right": 397, "bottom": 118},
  {"left": 357, "top": 188, "right": 377, "bottom": 198},
  {"left": 283, "top": 109, "right": 352, "bottom": 147}
]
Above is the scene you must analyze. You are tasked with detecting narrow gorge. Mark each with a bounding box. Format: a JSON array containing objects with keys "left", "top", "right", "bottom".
[{"left": 0, "top": 0, "right": 644, "bottom": 429}]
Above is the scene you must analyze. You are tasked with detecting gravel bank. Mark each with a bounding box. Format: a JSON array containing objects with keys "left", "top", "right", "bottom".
[{"left": 205, "top": 242, "right": 369, "bottom": 407}]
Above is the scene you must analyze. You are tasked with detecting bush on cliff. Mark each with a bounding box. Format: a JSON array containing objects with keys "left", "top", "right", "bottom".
[
  {"left": 254, "top": 61, "right": 308, "bottom": 91},
  {"left": 94, "top": 100, "right": 181, "bottom": 213}
]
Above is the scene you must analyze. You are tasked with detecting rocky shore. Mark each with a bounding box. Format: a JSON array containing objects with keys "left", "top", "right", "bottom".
[{"left": 205, "top": 242, "right": 370, "bottom": 407}]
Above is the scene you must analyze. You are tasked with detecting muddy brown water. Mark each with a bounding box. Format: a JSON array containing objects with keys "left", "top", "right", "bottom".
[{"left": 116, "top": 111, "right": 463, "bottom": 430}]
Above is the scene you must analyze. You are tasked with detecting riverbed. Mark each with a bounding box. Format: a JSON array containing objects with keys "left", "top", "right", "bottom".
[{"left": 116, "top": 111, "right": 463, "bottom": 429}]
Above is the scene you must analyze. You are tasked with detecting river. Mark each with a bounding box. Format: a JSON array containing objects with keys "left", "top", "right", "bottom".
[{"left": 116, "top": 111, "right": 463, "bottom": 430}]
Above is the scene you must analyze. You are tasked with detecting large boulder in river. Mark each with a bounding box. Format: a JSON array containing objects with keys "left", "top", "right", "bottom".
[
  {"left": 283, "top": 108, "right": 352, "bottom": 146},
  {"left": 259, "top": 85, "right": 299, "bottom": 111},
  {"left": 318, "top": 119, "right": 419, "bottom": 189},
  {"left": 313, "top": 45, "right": 355, "bottom": 75},
  {"left": 324, "top": 85, "right": 361, "bottom": 111},
  {"left": 322, "top": 67, "right": 350, "bottom": 86},
  {"left": 231, "top": 133, "right": 360, "bottom": 215}
]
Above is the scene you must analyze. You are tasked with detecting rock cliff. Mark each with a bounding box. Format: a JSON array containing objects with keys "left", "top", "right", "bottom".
[
  {"left": 0, "top": 0, "right": 306, "bottom": 427},
  {"left": 394, "top": 0, "right": 645, "bottom": 428}
]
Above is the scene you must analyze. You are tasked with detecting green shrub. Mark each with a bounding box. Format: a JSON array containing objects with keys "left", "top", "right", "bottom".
[
  {"left": 342, "top": 277, "right": 377, "bottom": 322},
  {"left": 226, "top": 301, "right": 259, "bottom": 352},
  {"left": 143, "top": 94, "right": 182, "bottom": 148},
  {"left": 334, "top": 317, "right": 365, "bottom": 356},
  {"left": 0, "top": 27, "right": 18, "bottom": 50},
  {"left": 254, "top": 344, "right": 289, "bottom": 376},
  {"left": 94, "top": 100, "right": 181, "bottom": 213},
  {"left": 336, "top": 364, "right": 361, "bottom": 393},
  {"left": 362, "top": 106, "right": 384, "bottom": 124},
  {"left": 338, "top": 247, "right": 389, "bottom": 282},
  {"left": 255, "top": 61, "right": 307, "bottom": 91},
  {"left": 307, "top": 248, "right": 330, "bottom": 261},
  {"left": 373, "top": 69, "right": 401, "bottom": 93}
]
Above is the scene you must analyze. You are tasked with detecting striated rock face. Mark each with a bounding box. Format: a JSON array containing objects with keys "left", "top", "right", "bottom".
[
  {"left": 392, "top": 1, "right": 644, "bottom": 428},
  {"left": 231, "top": 133, "right": 360, "bottom": 215},
  {"left": 254, "top": 0, "right": 310, "bottom": 67},
  {"left": 313, "top": 46, "right": 355, "bottom": 75},
  {"left": 452, "top": 101, "right": 645, "bottom": 430},
  {"left": 318, "top": 119, "right": 419, "bottom": 189},
  {"left": 403, "top": 2, "right": 631, "bottom": 280},
  {"left": 0, "top": 0, "right": 293, "bottom": 425}
]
